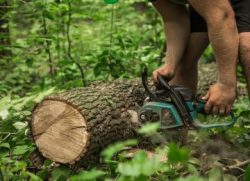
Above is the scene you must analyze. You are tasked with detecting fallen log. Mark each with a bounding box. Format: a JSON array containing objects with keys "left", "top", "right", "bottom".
[
  {"left": 30, "top": 79, "right": 146, "bottom": 167},
  {"left": 29, "top": 63, "right": 247, "bottom": 168}
]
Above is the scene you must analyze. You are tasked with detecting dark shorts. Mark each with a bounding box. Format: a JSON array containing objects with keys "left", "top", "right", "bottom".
[{"left": 191, "top": 0, "right": 250, "bottom": 33}]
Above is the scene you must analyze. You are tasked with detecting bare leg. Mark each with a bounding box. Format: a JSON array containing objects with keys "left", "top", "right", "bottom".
[
  {"left": 152, "top": 0, "right": 190, "bottom": 81},
  {"left": 188, "top": 0, "right": 238, "bottom": 87},
  {"left": 170, "top": 32, "right": 209, "bottom": 93},
  {"left": 188, "top": 0, "right": 238, "bottom": 114},
  {"left": 239, "top": 32, "right": 250, "bottom": 99}
]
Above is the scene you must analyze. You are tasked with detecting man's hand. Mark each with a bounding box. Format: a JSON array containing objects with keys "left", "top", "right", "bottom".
[
  {"left": 152, "top": 64, "right": 175, "bottom": 83},
  {"left": 202, "top": 83, "right": 236, "bottom": 115}
]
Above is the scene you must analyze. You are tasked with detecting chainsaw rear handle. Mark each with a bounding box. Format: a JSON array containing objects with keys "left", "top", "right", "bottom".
[{"left": 194, "top": 99, "right": 237, "bottom": 129}]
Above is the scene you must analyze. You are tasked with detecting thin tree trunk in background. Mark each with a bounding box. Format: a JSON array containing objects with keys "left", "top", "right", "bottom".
[
  {"left": 42, "top": 3, "right": 54, "bottom": 78},
  {"left": 56, "top": 0, "right": 61, "bottom": 69},
  {"left": 66, "top": 0, "right": 86, "bottom": 86},
  {"left": 0, "top": 0, "right": 11, "bottom": 61},
  {"left": 56, "top": 21, "right": 61, "bottom": 65}
]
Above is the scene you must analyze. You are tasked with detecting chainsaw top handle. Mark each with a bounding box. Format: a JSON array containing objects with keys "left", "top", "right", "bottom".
[
  {"left": 141, "top": 67, "right": 159, "bottom": 101},
  {"left": 156, "top": 75, "right": 191, "bottom": 122},
  {"left": 141, "top": 67, "right": 191, "bottom": 123}
]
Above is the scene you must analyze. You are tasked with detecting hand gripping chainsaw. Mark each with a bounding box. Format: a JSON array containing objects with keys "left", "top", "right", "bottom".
[{"left": 139, "top": 68, "right": 237, "bottom": 130}]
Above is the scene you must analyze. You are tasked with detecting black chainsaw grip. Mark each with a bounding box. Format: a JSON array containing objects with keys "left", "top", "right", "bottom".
[
  {"left": 157, "top": 75, "right": 191, "bottom": 121},
  {"left": 141, "top": 67, "right": 159, "bottom": 101},
  {"left": 157, "top": 75, "right": 172, "bottom": 91}
]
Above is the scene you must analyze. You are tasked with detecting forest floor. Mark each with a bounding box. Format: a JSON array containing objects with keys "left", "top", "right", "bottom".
[{"left": 0, "top": 1, "right": 249, "bottom": 180}]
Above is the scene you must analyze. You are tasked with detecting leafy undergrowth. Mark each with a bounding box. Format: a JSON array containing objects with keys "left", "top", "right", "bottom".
[
  {"left": 0, "top": 92, "right": 249, "bottom": 180},
  {"left": 0, "top": 0, "right": 249, "bottom": 180}
]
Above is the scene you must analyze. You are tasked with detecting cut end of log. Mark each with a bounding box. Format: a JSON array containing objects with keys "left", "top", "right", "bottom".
[{"left": 31, "top": 100, "right": 88, "bottom": 164}]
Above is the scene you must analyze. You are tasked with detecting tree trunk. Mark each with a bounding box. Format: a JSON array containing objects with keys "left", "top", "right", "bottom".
[
  {"left": 30, "top": 79, "right": 146, "bottom": 167},
  {"left": 29, "top": 62, "right": 247, "bottom": 168},
  {"left": 0, "top": 0, "right": 11, "bottom": 59}
]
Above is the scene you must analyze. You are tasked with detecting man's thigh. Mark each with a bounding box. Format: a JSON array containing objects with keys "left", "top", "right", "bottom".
[
  {"left": 188, "top": 0, "right": 234, "bottom": 22},
  {"left": 190, "top": 0, "right": 250, "bottom": 33}
]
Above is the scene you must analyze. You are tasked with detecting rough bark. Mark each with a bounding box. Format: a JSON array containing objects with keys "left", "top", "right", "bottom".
[
  {"left": 31, "top": 79, "right": 146, "bottom": 167},
  {"left": 30, "top": 62, "right": 247, "bottom": 168}
]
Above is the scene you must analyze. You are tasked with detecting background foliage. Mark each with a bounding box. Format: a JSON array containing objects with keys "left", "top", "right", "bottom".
[{"left": 0, "top": 0, "right": 249, "bottom": 180}]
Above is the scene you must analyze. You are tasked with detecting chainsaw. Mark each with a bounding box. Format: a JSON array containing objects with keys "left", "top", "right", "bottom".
[{"left": 139, "top": 67, "right": 237, "bottom": 130}]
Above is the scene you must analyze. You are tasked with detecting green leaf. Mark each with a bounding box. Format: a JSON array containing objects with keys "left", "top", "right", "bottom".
[
  {"left": 0, "top": 96, "right": 11, "bottom": 112},
  {"left": 0, "top": 109, "right": 9, "bottom": 120},
  {"left": 22, "top": 111, "right": 31, "bottom": 116},
  {"left": 0, "top": 143, "right": 10, "bottom": 149},
  {"left": 118, "top": 161, "right": 141, "bottom": 177},
  {"left": 187, "top": 163, "right": 199, "bottom": 176},
  {"left": 208, "top": 168, "right": 223, "bottom": 181},
  {"left": 13, "top": 145, "right": 29, "bottom": 155},
  {"left": 175, "top": 175, "right": 206, "bottom": 181},
  {"left": 58, "top": 4, "right": 69, "bottom": 12},
  {"left": 51, "top": 166, "right": 71, "bottom": 181},
  {"left": 36, "top": 169, "right": 50, "bottom": 180},
  {"left": 102, "top": 139, "right": 138, "bottom": 161},
  {"left": 12, "top": 95, "right": 35, "bottom": 111},
  {"left": 70, "top": 169, "right": 105, "bottom": 181},
  {"left": 239, "top": 110, "right": 250, "bottom": 118},
  {"left": 33, "top": 87, "right": 55, "bottom": 103},
  {"left": 13, "top": 121, "right": 28, "bottom": 130},
  {"left": 245, "top": 165, "right": 250, "bottom": 181},
  {"left": 140, "top": 154, "right": 162, "bottom": 176},
  {"left": 223, "top": 174, "right": 237, "bottom": 181},
  {"left": 11, "top": 161, "right": 27, "bottom": 172},
  {"left": 118, "top": 151, "right": 162, "bottom": 177},
  {"left": 168, "top": 144, "right": 190, "bottom": 164},
  {"left": 138, "top": 122, "right": 160, "bottom": 136},
  {"left": 25, "top": 172, "right": 43, "bottom": 181}
]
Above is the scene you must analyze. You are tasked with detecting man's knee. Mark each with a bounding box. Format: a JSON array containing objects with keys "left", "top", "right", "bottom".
[
  {"left": 205, "top": 7, "right": 235, "bottom": 28},
  {"left": 190, "top": 0, "right": 235, "bottom": 27}
]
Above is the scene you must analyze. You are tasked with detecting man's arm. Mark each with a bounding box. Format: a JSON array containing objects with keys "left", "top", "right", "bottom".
[
  {"left": 151, "top": 0, "right": 190, "bottom": 81},
  {"left": 188, "top": 0, "right": 239, "bottom": 114}
]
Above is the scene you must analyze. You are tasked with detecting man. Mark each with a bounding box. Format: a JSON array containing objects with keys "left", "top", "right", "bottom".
[
  {"left": 150, "top": 0, "right": 239, "bottom": 115},
  {"left": 169, "top": 0, "right": 250, "bottom": 104}
]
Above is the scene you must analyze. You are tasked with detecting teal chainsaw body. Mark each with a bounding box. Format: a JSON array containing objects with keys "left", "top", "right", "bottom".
[{"left": 139, "top": 68, "right": 237, "bottom": 129}]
